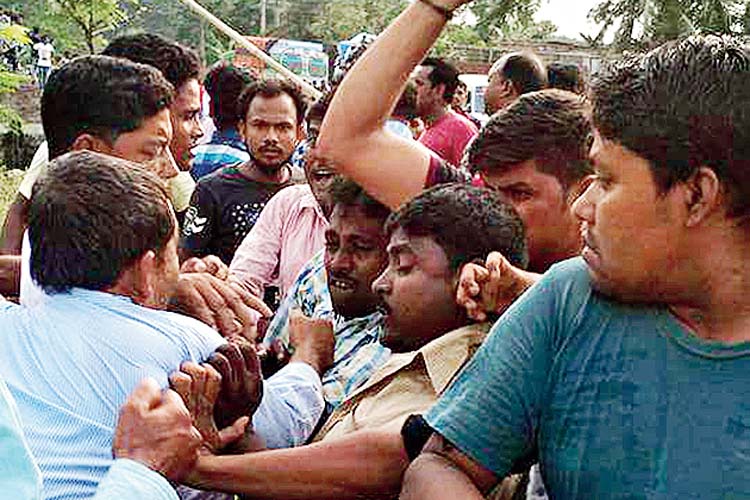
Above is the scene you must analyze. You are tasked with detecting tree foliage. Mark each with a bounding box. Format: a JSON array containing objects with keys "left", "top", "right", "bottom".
[{"left": 590, "top": 0, "right": 750, "bottom": 48}]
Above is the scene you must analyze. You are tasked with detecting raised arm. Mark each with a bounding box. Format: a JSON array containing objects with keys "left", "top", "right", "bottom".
[{"left": 316, "top": 0, "right": 468, "bottom": 209}]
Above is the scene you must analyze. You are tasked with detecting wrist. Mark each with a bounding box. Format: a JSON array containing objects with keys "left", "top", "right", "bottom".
[{"left": 415, "top": 0, "right": 454, "bottom": 20}]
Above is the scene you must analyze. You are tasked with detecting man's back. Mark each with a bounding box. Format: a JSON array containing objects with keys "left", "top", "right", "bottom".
[
  {"left": 427, "top": 258, "right": 750, "bottom": 498},
  {"left": 0, "top": 290, "right": 222, "bottom": 499}
]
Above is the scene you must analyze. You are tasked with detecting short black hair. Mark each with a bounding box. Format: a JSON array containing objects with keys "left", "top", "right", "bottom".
[
  {"left": 591, "top": 35, "right": 750, "bottom": 218},
  {"left": 548, "top": 63, "right": 585, "bottom": 94},
  {"left": 386, "top": 184, "right": 528, "bottom": 272},
  {"left": 102, "top": 33, "right": 201, "bottom": 90},
  {"left": 330, "top": 176, "right": 391, "bottom": 222},
  {"left": 496, "top": 52, "right": 548, "bottom": 96},
  {"left": 467, "top": 89, "right": 593, "bottom": 190},
  {"left": 204, "top": 62, "right": 254, "bottom": 128},
  {"left": 29, "top": 150, "right": 175, "bottom": 293},
  {"left": 42, "top": 55, "right": 174, "bottom": 160},
  {"left": 237, "top": 79, "right": 307, "bottom": 126},
  {"left": 421, "top": 57, "right": 460, "bottom": 102}
]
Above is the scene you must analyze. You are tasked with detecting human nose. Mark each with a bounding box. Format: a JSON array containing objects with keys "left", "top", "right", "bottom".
[
  {"left": 329, "top": 247, "right": 354, "bottom": 273},
  {"left": 371, "top": 267, "right": 392, "bottom": 296},
  {"left": 572, "top": 179, "right": 596, "bottom": 223}
]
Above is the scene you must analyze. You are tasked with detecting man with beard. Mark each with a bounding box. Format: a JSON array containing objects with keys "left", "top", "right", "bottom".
[
  {"left": 168, "top": 183, "right": 527, "bottom": 499},
  {"left": 262, "top": 177, "right": 392, "bottom": 409},
  {"left": 181, "top": 79, "right": 305, "bottom": 265},
  {"left": 412, "top": 57, "right": 477, "bottom": 167}
]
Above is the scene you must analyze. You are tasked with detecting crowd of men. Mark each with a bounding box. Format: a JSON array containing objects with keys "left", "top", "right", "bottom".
[{"left": 0, "top": 0, "right": 748, "bottom": 498}]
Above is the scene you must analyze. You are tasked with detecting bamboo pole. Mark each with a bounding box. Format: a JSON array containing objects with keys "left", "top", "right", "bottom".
[{"left": 177, "top": 0, "right": 323, "bottom": 100}]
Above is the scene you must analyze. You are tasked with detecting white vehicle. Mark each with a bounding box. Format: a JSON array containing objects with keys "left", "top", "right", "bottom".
[{"left": 458, "top": 73, "right": 489, "bottom": 125}]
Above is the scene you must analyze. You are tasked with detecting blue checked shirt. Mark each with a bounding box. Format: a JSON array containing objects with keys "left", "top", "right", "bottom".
[
  {"left": 264, "top": 249, "right": 391, "bottom": 409},
  {"left": 191, "top": 127, "right": 250, "bottom": 180}
]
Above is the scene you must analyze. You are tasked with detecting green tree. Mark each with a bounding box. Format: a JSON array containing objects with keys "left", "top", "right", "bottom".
[
  {"left": 469, "top": 0, "right": 543, "bottom": 40},
  {"left": 590, "top": 0, "right": 749, "bottom": 48},
  {"left": 50, "top": 0, "right": 139, "bottom": 53}
]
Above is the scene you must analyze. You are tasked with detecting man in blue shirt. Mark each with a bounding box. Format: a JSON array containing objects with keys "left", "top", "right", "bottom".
[
  {"left": 191, "top": 62, "right": 253, "bottom": 180},
  {"left": 0, "top": 373, "right": 207, "bottom": 500},
  {"left": 0, "top": 151, "right": 327, "bottom": 499}
]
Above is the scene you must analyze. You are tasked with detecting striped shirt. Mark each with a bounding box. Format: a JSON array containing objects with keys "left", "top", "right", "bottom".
[
  {"left": 264, "top": 249, "right": 391, "bottom": 409},
  {"left": 191, "top": 127, "right": 250, "bottom": 180}
]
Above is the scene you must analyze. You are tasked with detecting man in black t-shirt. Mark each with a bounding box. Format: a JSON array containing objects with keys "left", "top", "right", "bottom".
[{"left": 180, "top": 79, "right": 306, "bottom": 264}]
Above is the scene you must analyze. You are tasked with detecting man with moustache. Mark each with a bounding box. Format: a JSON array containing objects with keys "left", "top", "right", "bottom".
[{"left": 181, "top": 79, "right": 305, "bottom": 265}]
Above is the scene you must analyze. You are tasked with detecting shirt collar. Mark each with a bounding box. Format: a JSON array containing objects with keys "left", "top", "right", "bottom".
[{"left": 417, "top": 322, "right": 490, "bottom": 394}]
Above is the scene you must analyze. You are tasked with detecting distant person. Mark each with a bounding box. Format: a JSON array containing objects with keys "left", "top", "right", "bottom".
[
  {"left": 33, "top": 35, "right": 53, "bottom": 89},
  {"left": 485, "top": 51, "right": 547, "bottom": 114},
  {"left": 412, "top": 57, "right": 478, "bottom": 166},
  {"left": 547, "top": 62, "right": 585, "bottom": 94},
  {"left": 180, "top": 79, "right": 305, "bottom": 265},
  {"left": 191, "top": 62, "right": 254, "bottom": 180},
  {"left": 452, "top": 80, "right": 481, "bottom": 128}
]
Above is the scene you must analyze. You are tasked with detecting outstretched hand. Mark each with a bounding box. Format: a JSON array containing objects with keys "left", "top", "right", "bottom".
[
  {"left": 457, "top": 252, "right": 539, "bottom": 322},
  {"left": 171, "top": 273, "right": 272, "bottom": 341}
]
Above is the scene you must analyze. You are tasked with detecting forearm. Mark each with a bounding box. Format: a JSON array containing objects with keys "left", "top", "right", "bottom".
[
  {"left": 190, "top": 430, "right": 408, "bottom": 499},
  {"left": 401, "top": 452, "right": 485, "bottom": 500},
  {"left": 1, "top": 197, "right": 28, "bottom": 255},
  {"left": 317, "top": 1, "right": 449, "bottom": 209},
  {"left": 0, "top": 255, "right": 20, "bottom": 297}
]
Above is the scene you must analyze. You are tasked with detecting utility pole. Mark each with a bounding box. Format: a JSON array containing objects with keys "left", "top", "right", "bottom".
[{"left": 260, "top": 0, "right": 267, "bottom": 35}]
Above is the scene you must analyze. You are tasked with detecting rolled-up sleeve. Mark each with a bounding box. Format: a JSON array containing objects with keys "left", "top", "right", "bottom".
[{"left": 253, "top": 362, "right": 324, "bottom": 448}]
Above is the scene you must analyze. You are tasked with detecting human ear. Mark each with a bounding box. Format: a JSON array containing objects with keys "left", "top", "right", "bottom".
[
  {"left": 683, "top": 167, "right": 722, "bottom": 227},
  {"left": 132, "top": 250, "right": 159, "bottom": 307},
  {"left": 71, "top": 134, "right": 112, "bottom": 155}
]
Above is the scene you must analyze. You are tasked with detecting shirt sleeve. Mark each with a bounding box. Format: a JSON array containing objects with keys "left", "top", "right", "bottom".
[
  {"left": 230, "top": 188, "right": 288, "bottom": 297},
  {"left": 425, "top": 271, "right": 561, "bottom": 478},
  {"left": 93, "top": 459, "right": 177, "bottom": 500},
  {"left": 252, "top": 362, "right": 324, "bottom": 448},
  {"left": 180, "top": 180, "right": 217, "bottom": 256},
  {"left": 424, "top": 156, "right": 472, "bottom": 188}
]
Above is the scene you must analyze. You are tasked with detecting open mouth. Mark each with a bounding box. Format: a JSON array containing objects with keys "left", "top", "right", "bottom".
[{"left": 329, "top": 276, "right": 357, "bottom": 292}]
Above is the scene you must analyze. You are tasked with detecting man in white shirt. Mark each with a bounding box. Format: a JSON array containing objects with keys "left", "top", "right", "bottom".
[{"left": 33, "top": 36, "right": 53, "bottom": 89}]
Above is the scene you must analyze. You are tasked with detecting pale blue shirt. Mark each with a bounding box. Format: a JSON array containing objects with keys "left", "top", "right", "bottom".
[
  {"left": 0, "top": 289, "right": 323, "bottom": 500},
  {"left": 0, "top": 372, "right": 177, "bottom": 500}
]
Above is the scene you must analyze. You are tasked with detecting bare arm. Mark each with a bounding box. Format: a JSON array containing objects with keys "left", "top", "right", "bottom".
[
  {"left": 1, "top": 194, "right": 28, "bottom": 255},
  {"left": 188, "top": 430, "right": 408, "bottom": 499},
  {"left": 0, "top": 255, "right": 21, "bottom": 298},
  {"left": 316, "top": 1, "right": 460, "bottom": 209},
  {"left": 400, "top": 433, "right": 498, "bottom": 499}
]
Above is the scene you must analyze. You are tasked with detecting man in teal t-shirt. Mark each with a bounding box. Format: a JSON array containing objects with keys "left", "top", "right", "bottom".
[
  {"left": 426, "top": 258, "right": 750, "bottom": 498},
  {"left": 391, "top": 2, "right": 750, "bottom": 497}
]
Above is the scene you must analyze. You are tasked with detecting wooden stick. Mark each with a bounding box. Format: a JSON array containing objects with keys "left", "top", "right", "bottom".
[{"left": 177, "top": 0, "right": 323, "bottom": 100}]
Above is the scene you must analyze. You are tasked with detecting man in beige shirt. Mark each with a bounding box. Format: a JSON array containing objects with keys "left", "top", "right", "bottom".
[{"left": 178, "top": 183, "right": 529, "bottom": 499}]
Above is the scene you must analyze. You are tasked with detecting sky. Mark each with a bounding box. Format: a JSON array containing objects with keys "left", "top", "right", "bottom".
[{"left": 534, "top": 0, "right": 605, "bottom": 41}]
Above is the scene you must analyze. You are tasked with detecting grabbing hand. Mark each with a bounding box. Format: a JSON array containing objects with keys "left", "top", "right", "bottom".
[
  {"left": 288, "top": 309, "right": 334, "bottom": 375},
  {"left": 113, "top": 378, "right": 202, "bottom": 482},
  {"left": 180, "top": 255, "right": 229, "bottom": 280},
  {"left": 169, "top": 362, "right": 249, "bottom": 453},
  {"left": 457, "top": 252, "right": 539, "bottom": 322},
  {"left": 171, "top": 273, "right": 272, "bottom": 341},
  {"left": 206, "top": 337, "right": 264, "bottom": 430}
]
